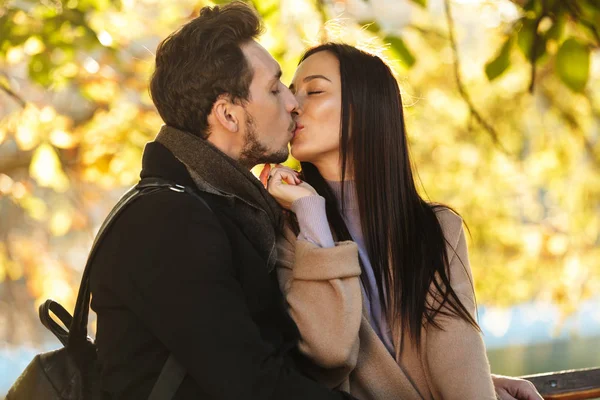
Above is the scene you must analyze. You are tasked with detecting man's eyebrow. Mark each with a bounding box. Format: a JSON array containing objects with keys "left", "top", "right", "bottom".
[
  {"left": 270, "top": 69, "right": 282, "bottom": 83},
  {"left": 289, "top": 74, "right": 331, "bottom": 92}
]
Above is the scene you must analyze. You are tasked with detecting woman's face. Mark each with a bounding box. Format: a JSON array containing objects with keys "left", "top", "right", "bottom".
[{"left": 289, "top": 51, "right": 342, "bottom": 165}]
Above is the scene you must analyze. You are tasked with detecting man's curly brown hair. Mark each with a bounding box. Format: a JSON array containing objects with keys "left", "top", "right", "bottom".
[{"left": 150, "top": 2, "right": 263, "bottom": 139}]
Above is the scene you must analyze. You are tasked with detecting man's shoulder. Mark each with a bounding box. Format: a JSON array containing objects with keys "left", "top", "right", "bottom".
[
  {"left": 92, "top": 188, "right": 231, "bottom": 277},
  {"left": 129, "top": 187, "right": 214, "bottom": 221},
  {"left": 106, "top": 187, "right": 226, "bottom": 245}
]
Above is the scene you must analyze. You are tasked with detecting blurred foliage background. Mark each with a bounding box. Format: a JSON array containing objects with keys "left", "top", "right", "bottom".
[{"left": 0, "top": 0, "right": 599, "bottom": 369}]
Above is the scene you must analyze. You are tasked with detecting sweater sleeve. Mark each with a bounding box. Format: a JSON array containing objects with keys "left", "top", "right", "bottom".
[
  {"left": 276, "top": 218, "right": 362, "bottom": 388},
  {"left": 422, "top": 211, "right": 497, "bottom": 400},
  {"left": 108, "top": 191, "right": 356, "bottom": 400},
  {"left": 292, "top": 195, "right": 335, "bottom": 248}
]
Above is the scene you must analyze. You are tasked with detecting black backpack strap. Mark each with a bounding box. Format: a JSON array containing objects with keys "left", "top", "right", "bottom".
[
  {"left": 137, "top": 177, "right": 213, "bottom": 212},
  {"left": 63, "top": 176, "right": 210, "bottom": 399},
  {"left": 39, "top": 299, "right": 72, "bottom": 347},
  {"left": 148, "top": 354, "right": 187, "bottom": 400}
]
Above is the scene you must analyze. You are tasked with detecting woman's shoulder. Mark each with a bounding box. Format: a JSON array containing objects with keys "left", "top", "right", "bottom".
[{"left": 432, "top": 205, "right": 464, "bottom": 249}]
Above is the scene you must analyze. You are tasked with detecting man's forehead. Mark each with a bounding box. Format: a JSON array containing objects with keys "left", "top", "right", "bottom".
[{"left": 241, "top": 40, "right": 280, "bottom": 79}]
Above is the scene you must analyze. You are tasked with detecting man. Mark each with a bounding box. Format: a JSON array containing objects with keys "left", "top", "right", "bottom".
[
  {"left": 90, "top": 3, "right": 358, "bottom": 399},
  {"left": 90, "top": 2, "right": 542, "bottom": 399}
]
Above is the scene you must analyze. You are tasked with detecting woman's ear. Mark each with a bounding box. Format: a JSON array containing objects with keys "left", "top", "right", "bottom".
[{"left": 211, "top": 95, "right": 241, "bottom": 133}]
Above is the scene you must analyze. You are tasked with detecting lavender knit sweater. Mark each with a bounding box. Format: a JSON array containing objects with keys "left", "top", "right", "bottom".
[{"left": 291, "top": 180, "right": 395, "bottom": 356}]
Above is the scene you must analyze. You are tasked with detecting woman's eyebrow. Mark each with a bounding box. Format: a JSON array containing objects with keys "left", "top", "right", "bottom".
[
  {"left": 289, "top": 74, "right": 331, "bottom": 91},
  {"left": 303, "top": 74, "right": 331, "bottom": 83}
]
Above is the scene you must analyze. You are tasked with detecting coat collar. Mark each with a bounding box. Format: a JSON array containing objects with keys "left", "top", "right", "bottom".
[{"left": 140, "top": 126, "right": 282, "bottom": 271}]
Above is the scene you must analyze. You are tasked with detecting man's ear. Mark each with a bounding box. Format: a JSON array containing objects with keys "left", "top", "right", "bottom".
[{"left": 211, "top": 95, "right": 242, "bottom": 133}]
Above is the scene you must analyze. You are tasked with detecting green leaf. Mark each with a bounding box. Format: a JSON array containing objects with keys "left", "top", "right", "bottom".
[
  {"left": 410, "top": 0, "right": 427, "bottom": 7},
  {"left": 385, "top": 35, "right": 416, "bottom": 68},
  {"left": 555, "top": 38, "right": 590, "bottom": 92},
  {"left": 485, "top": 36, "right": 513, "bottom": 81},
  {"left": 517, "top": 17, "right": 547, "bottom": 63},
  {"left": 28, "top": 52, "right": 54, "bottom": 87},
  {"left": 545, "top": 15, "right": 565, "bottom": 42}
]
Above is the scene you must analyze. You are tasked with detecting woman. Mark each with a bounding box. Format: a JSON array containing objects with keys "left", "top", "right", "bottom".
[{"left": 263, "top": 43, "right": 496, "bottom": 400}]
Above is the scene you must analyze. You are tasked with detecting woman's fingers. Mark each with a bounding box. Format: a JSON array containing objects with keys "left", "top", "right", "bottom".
[
  {"left": 268, "top": 167, "right": 299, "bottom": 189},
  {"left": 267, "top": 166, "right": 301, "bottom": 188}
]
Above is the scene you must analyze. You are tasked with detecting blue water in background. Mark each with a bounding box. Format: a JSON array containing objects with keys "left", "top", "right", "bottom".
[{"left": 2, "top": 298, "right": 599, "bottom": 394}]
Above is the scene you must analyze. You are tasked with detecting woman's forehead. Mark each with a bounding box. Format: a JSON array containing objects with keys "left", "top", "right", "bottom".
[{"left": 292, "top": 51, "right": 339, "bottom": 84}]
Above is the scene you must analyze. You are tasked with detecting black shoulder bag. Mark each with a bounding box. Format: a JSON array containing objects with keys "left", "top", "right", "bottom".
[{"left": 6, "top": 178, "right": 211, "bottom": 400}]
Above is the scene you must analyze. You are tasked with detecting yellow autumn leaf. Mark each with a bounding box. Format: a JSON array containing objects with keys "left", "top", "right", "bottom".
[
  {"left": 14, "top": 104, "right": 42, "bottom": 150},
  {"left": 6, "top": 46, "right": 24, "bottom": 64},
  {"left": 38, "top": 106, "right": 55, "bottom": 123},
  {"left": 0, "top": 174, "right": 13, "bottom": 194},
  {"left": 23, "top": 36, "right": 45, "bottom": 55},
  {"left": 19, "top": 195, "right": 48, "bottom": 221},
  {"left": 15, "top": 124, "right": 39, "bottom": 151},
  {"left": 29, "top": 143, "right": 70, "bottom": 192},
  {"left": 49, "top": 209, "right": 73, "bottom": 236},
  {"left": 50, "top": 129, "right": 78, "bottom": 149},
  {"left": 6, "top": 259, "right": 24, "bottom": 281},
  {"left": 83, "top": 79, "right": 118, "bottom": 103}
]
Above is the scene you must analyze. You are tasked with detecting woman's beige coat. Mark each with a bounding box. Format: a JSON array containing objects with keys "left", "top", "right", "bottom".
[{"left": 276, "top": 208, "right": 496, "bottom": 399}]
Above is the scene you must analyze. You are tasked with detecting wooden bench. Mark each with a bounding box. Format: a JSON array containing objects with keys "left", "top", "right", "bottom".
[{"left": 522, "top": 367, "right": 600, "bottom": 400}]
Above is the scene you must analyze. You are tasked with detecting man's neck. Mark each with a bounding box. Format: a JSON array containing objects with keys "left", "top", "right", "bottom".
[{"left": 207, "top": 132, "right": 243, "bottom": 164}]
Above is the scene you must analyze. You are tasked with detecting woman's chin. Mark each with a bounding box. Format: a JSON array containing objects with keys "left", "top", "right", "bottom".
[{"left": 290, "top": 147, "right": 308, "bottom": 163}]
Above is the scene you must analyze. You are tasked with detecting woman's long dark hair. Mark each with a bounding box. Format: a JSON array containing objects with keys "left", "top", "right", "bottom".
[{"left": 298, "top": 43, "right": 479, "bottom": 355}]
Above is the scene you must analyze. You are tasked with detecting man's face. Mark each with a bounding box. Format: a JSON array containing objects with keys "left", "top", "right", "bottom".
[{"left": 238, "top": 41, "right": 298, "bottom": 167}]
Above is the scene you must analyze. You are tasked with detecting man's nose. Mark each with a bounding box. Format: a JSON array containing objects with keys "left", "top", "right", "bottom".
[{"left": 283, "top": 87, "right": 300, "bottom": 115}]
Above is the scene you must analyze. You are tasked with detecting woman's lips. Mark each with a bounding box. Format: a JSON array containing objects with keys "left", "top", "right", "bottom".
[{"left": 294, "top": 124, "right": 304, "bottom": 136}]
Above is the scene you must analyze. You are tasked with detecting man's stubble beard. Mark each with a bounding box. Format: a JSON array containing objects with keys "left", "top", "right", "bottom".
[{"left": 239, "top": 111, "right": 289, "bottom": 168}]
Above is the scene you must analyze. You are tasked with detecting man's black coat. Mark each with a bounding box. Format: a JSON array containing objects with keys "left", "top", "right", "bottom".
[{"left": 90, "top": 142, "right": 355, "bottom": 399}]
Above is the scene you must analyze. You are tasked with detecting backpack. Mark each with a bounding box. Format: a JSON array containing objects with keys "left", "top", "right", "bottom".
[{"left": 6, "top": 178, "right": 209, "bottom": 399}]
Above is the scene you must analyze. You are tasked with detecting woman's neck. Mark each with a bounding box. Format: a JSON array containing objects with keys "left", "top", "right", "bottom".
[{"left": 310, "top": 153, "right": 353, "bottom": 181}]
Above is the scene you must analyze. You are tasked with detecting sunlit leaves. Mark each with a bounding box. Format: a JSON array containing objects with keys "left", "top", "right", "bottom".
[
  {"left": 385, "top": 35, "right": 416, "bottom": 68},
  {"left": 517, "top": 17, "right": 547, "bottom": 63},
  {"left": 0, "top": 0, "right": 598, "bottom": 339},
  {"left": 409, "top": 0, "right": 427, "bottom": 8},
  {"left": 556, "top": 38, "right": 591, "bottom": 92},
  {"left": 486, "top": 36, "right": 514, "bottom": 81},
  {"left": 19, "top": 195, "right": 49, "bottom": 222},
  {"left": 29, "top": 143, "right": 70, "bottom": 192},
  {"left": 49, "top": 209, "right": 73, "bottom": 237},
  {"left": 0, "top": 244, "right": 24, "bottom": 282}
]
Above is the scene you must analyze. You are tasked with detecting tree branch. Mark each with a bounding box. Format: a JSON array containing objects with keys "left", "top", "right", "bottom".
[
  {"left": 539, "top": 86, "right": 600, "bottom": 168},
  {"left": 0, "top": 149, "right": 34, "bottom": 175},
  {"left": 0, "top": 77, "right": 27, "bottom": 109},
  {"left": 528, "top": 1, "right": 547, "bottom": 93},
  {"left": 443, "top": 0, "right": 510, "bottom": 155},
  {"left": 565, "top": 1, "right": 600, "bottom": 47}
]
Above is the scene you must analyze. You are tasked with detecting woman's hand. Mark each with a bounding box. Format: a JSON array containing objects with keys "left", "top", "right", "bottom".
[
  {"left": 492, "top": 375, "right": 543, "bottom": 400},
  {"left": 259, "top": 164, "right": 317, "bottom": 210}
]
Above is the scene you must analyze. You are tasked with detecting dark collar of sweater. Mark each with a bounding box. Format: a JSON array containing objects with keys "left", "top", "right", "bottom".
[{"left": 153, "top": 125, "right": 283, "bottom": 271}]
